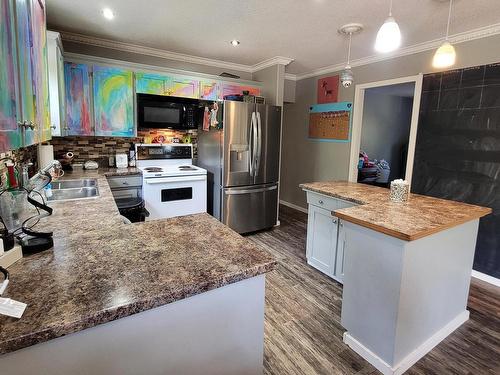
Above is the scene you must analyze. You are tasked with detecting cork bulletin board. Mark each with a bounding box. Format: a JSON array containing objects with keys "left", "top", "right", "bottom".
[{"left": 308, "top": 102, "right": 352, "bottom": 142}]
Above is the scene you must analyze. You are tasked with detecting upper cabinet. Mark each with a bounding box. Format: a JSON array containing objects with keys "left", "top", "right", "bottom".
[
  {"left": 47, "top": 31, "right": 66, "bottom": 137},
  {"left": 170, "top": 77, "right": 199, "bottom": 98},
  {"left": 31, "top": 0, "right": 51, "bottom": 143},
  {"left": 0, "top": 0, "right": 51, "bottom": 152},
  {"left": 93, "top": 66, "right": 134, "bottom": 137},
  {"left": 200, "top": 81, "right": 219, "bottom": 101},
  {"left": 136, "top": 73, "right": 199, "bottom": 98},
  {"left": 64, "top": 62, "right": 93, "bottom": 136},
  {"left": 0, "top": 0, "right": 21, "bottom": 151},
  {"left": 136, "top": 72, "right": 170, "bottom": 96}
]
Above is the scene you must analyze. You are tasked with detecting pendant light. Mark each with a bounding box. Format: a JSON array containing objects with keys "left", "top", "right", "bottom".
[
  {"left": 432, "top": 0, "right": 456, "bottom": 69},
  {"left": 375, "top": 0, "right": 401, "bottom": 53},
  {"left": 338, "top": 24, "right": 363, "bottom": 88}
]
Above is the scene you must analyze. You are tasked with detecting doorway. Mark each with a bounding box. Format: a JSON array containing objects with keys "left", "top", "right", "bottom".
[{"left": 348, "top": 75, "right": 423, "bottom": 187}]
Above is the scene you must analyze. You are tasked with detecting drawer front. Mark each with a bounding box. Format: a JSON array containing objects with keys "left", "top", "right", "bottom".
[
  {"left": 107, "top": 175, "right": 143, "bottom": 189},
  {"left": 111, "top": 188, "right": 141, "bottom": 200},
  {"left": 306, "top": 191, "right": 357, "bottom": 211}
]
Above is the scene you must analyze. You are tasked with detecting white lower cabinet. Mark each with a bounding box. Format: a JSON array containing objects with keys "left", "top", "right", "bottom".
[{"left": 304, "top": 190, "right": 356, "bottom": 284}]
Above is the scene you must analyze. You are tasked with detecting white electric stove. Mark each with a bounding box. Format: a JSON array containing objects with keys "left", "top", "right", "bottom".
[{"left": 135, "top": 144, "right": 207, "bottom": 220}]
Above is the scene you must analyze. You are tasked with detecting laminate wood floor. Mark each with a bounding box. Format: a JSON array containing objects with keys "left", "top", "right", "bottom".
[{"left": 246, "top": 205, "right": 500, "bottom": 375}]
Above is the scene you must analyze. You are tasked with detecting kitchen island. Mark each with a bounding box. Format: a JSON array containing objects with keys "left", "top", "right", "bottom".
[
  {"left": 300, "top": 181, "right": 491, "bottom": 375},
  {"left": 0, "top": 169, "right": 276, "bottom": 375}
]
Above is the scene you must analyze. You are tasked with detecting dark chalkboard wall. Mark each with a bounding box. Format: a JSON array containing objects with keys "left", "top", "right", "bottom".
[{"left": 412, "top": 63, "right": 500, "bottom": 279}]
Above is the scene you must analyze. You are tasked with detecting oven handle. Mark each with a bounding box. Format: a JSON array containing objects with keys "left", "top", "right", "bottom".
[{"left": 145, "top": 176, "right": 206, "bottom": 184}]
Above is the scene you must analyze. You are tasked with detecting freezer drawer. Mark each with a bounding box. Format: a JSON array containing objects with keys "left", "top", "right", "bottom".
[{"left": 222, "top": 183, "right": 278, "bottom": 233}]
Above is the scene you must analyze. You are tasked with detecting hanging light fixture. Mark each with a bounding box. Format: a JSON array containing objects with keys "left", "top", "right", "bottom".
[
  {"left": 375, "top": 0, "right": 401, "bottom": 53},
  {"left": 432, "top": 0, "right": 456, "bottom": 69},
  {"left": 338, "top": 23, "right": 363, "bottom": 88}
]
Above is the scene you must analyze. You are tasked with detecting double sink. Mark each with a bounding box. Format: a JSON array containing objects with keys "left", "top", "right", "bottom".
[{"left": 48, "top": 178, "right": 100, "bottom": 201}]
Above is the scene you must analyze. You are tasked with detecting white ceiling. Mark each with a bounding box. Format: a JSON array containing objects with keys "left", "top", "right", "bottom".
[{"left": 46, "top": 0, "right": 500, "bottom": 75}]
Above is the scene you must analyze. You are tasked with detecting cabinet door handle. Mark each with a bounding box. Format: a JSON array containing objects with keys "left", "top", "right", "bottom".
[
  {"left": 332, "top": 218, "right": 338, "bottom": 224},
  {"left": 339, "top": 221, "right": 343, "bottom": 227},
  {"left": 318, "top": 200, "right": 324, "bottom": 205}
]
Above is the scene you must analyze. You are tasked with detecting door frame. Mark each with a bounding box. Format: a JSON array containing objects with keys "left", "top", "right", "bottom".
[{"left": 348, "top": 74, "right": 423, "bottom": 187}]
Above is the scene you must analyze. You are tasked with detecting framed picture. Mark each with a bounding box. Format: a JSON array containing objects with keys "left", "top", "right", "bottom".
[{"left": 317, "top": 75, "right": 339, "bottom": 104}]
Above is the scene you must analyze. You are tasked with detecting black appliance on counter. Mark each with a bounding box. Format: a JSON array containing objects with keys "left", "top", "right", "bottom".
[{"left": 137, "top": 94, "right": 202, "bottom": 130}]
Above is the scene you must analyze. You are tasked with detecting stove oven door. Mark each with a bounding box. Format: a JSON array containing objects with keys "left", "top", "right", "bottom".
[{"left": 143, "top": 175, "right": 207, "bottom": 220}]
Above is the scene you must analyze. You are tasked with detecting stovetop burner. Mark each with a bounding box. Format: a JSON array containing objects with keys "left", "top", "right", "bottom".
[
  {"left": 179, "top": 165, "right": 197, "bottom": 171},
  {"left": 144, "top": 167, "right": 163, "bottom": 172}
]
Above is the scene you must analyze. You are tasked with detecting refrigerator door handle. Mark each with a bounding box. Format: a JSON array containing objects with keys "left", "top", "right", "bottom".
[
  {"left": 249, "top": 111, "right": 258, "bottom": 176},
  {"left": 255, "top": 111, "right": 262, "bottom": 175},
  {"left": 224, "top": 185, "right": 277, "bottom": 195}
]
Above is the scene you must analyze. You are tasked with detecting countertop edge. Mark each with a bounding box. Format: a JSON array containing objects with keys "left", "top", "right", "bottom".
[
  {"left": 301, "top": 183, "right": 492, "bottom": 241},
  {"left": 334, "top": 211, "right": 491, "bottom": 241},
  {"left": 0, "top": 260, "right": 277, "bottom": 355}
]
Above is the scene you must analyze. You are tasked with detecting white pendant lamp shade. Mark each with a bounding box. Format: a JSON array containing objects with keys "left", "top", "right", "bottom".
[
  {"left": 432, "top": 41, "right": 456, "bottom": 68},
  {"left": 375, "top": 16, "right": 401, "bottom": 53},
  {"left": 433, "top": 0, "right": 456, "bottom": 69}
]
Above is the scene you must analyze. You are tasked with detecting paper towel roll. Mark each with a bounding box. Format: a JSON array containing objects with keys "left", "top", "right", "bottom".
[{"left": 37, "top": 145, "right": 54, "bottom": 169}]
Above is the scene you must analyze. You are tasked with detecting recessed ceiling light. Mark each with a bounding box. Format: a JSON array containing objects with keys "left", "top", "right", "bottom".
[
  {"left": 102, "top": 8, "right": 115, "bottom": 20},
  {"left": 230, "top": 40, "right": 240, "bottom": 47}
]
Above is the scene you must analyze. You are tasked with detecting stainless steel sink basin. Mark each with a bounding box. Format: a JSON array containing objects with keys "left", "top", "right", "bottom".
[
  {"left": 48, "top": 187, "right": 99, "bottom": 201},
  {"left": 51, "top": 178, "right": 97, "bottom": 189}
]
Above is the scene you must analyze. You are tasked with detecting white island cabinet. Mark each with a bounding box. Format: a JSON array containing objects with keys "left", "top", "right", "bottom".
[
  {"left": 301, "top": 181, "right": 491, "bottom": 375},
  {"left": 304, "top": 190, "right": 356, "bottom": 283}
]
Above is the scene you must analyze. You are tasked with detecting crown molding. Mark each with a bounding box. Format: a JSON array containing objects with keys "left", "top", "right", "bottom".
[
  {"left": 252, "top": 56, "right": 294, "bottom": 71},
  {"left": 63, "top": 52, "right": 263, "bottom": 86},
  {"left": 59, "top": 31, "right": 293, "bottom": 74},
  {"left": 292, "top": 23, "right": 500, "bottom": 81}
]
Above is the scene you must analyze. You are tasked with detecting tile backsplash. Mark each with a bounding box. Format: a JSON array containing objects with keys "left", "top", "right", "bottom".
[
  {"left": 46, "top": 129, "right": 198, "bottom": 166},
  {"left": 48, "top": 136, "right": 141, "bottom": 166}
]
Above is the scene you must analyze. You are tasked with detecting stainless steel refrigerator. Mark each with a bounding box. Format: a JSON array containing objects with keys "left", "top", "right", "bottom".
[{"left": 197, "top": 101, "right": 281, "bottom": 233}]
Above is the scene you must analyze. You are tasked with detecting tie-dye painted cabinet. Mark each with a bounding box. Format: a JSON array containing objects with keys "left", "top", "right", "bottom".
[
  {"left": 93, "top": 66, "right": 134, "bottom": 137},
  {"left": 31, "top": 0, "right": 51, "bottom": 143},
  {"left": 0, "top": 0, "right": 51, "bottom": 152},
  {"left": 170, "top": 77, "right": 200, "bottom": 99},
  {"left": 135, "top": 72, "right": 171, "bottom": 95},
  {"left": 64, "top": 63, "right": 93, "bottom": 136},
  {"left": 136, "top": 73, "right": 199, "bottom": 99},
  {"left": 0, "top": 0, "right": 21, "bottom": 152},
  {"left": 199, "top": 81, "right": 220, "bottom": 101}
]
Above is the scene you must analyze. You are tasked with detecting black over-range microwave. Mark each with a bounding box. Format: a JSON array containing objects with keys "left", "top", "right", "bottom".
[{"left": 137, "top": 94, "right": 202, "bottom": 130}]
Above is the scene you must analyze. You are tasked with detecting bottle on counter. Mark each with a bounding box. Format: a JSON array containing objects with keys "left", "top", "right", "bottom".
[{"left": 129, "top": 150, "right": 136, "bottom": 167}]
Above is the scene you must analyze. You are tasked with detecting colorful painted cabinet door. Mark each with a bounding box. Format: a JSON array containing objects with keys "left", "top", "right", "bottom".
[
  {"left": 0, "top": 0, "right": 21, "bottom": 152},
  {"left": 200, "top": 81, "right": 219, "bottom": 101},
  {"left": 221, "top": 83, "right": 261, "bottom": 99},
  {"left": 31, "top": 0, "right": 51, "bottom": 143},
  {"left": 64, "top": 62, "right": 93, "bottom": 136},
  {"left": 170, "top": 77, "right": 200, "bottom": 99},
  {"left": 135, "top": 72, "right": 170, "bottom": 95},
  {"left": 93, "top": 66, "right": 134, "bottom": 137},
  {"left": 15, "top": 0, "right": 37, "bottom": 146}
]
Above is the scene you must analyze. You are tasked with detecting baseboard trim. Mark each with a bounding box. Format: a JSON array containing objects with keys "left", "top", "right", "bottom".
[
  {"left": 471, "top": 270, "right": 500, "bottom": 287},
  {"left": 343, "top": 310, "right": 470, "bottom": 375},
  {"left": 279, "top": 200, "right": 308, "bottom": 214}
]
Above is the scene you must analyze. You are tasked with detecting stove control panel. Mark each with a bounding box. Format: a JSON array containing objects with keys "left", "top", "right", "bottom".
[{"left": 136, "top": 144, "right": 193, "bottom": 160}]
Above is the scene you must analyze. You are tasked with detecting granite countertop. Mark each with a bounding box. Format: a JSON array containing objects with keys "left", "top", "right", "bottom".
[
  {"left": 300, "top": 181, "right": 492, "bottom": 241},
  {"left": 0, "top": 168, "right": 276, "bottom": 355}
]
